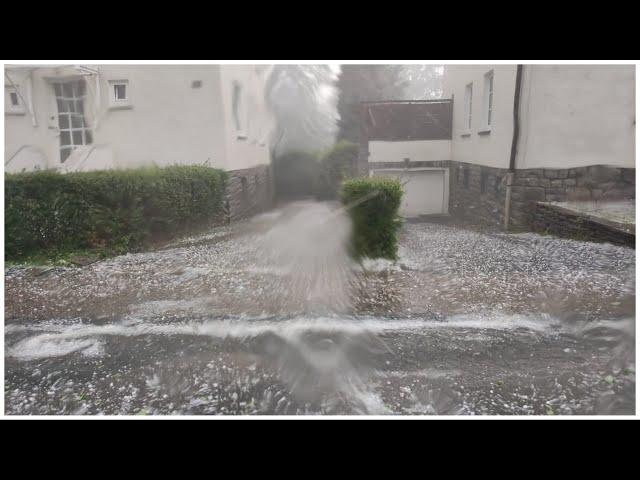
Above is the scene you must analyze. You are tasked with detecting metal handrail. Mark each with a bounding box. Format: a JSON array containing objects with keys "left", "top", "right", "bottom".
[{"left": 5, "top": 145, "right": 32, "bottom": 167}]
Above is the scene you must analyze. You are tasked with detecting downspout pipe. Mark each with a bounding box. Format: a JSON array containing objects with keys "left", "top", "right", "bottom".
[{"left": 504, "top": 64, "right": 523, "bottom": 230}]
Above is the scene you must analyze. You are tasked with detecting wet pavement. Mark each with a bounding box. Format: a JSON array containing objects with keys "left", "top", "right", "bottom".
[{"left": 4, "top": 202, "right": 636, "bottom": 415}]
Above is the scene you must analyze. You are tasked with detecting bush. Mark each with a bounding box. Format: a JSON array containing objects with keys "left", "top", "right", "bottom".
[
  {"left": 341, "top": 177, "right": 403, "bottom": 260},
  {"left": 5, "top": 166, "right": 227, "bottom": 261},
  {"left": 315, "top": 140, "right": 359, "bottom": 200}
]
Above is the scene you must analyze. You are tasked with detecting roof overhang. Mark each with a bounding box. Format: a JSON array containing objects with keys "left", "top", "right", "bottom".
[{"left": 5, "top": 64, "right": 99, "bottom": 79}]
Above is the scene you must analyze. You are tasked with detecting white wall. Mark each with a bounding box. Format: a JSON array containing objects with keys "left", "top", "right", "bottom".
[
  {"left": 368, "top": 140, "right": 451, "bottom": 163},
  {"left": 443, "top": 65, "right": 518, "bottom": 169},
  {"left": 93, "top": 65, "right": 227, "bottom": 169},
  {"left": 5, "top": 67, "right": 58, "bottom": 172},
  {"left": 6, "top": 64, "right": 275, "bottom": 174},
  {"left": 517, "top": 65, "right": 635, "bottom": 169},
  {"left": 219, "top": 65, "right": 276, "bottom": 171}
]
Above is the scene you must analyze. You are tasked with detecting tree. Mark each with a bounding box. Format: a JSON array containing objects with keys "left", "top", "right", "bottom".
[
  {"left": 265, "top": 65, "right": 339, "bottom": 156},
  {"left": 335, "top": 65, "right": 445, "bottom": 143},
  {"left": 335, "top": 65, "right": 408, "bottom": 143},
  {"left": 400, "top": 65, "right": 444, "bottom": 100},
  {"left": 264, "top": 65, "right": 444, "bottom": 156}
]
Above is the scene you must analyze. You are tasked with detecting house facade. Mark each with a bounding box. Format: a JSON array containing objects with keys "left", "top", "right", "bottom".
[
  {"left": 361, "top": 64, "right": 635, "bottom": 230},
  {"left": 4, "top": 64, "right": 277, "bottom": 219}
]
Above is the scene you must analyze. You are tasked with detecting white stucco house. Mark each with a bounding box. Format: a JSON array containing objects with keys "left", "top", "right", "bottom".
[
  {"left": 363, "top": 64, "right": 635, "bottom": 230},
  {"left": 5, "top": 64, "right": 277, "bottom": 218}
]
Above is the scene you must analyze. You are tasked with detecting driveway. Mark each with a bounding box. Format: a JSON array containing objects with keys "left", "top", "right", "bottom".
[{"left": 4, "top": 202, "right": 635, "bottom": 415}]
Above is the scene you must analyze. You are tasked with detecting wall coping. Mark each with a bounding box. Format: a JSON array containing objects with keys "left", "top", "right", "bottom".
[{"left": 537, "top": 201, "right": 635, "bottom": 235}]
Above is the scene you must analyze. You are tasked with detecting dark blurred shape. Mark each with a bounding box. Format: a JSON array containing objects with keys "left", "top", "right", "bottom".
[{"left": 273, "top": 151, "right": 320, "bottom": 202}]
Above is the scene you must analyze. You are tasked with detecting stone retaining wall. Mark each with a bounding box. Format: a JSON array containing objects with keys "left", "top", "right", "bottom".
[
  {"left": 225, "top": 164, "right": 274, "bottom": 222},
  {"left": 510, "top": 165, "right": 635, "bottom": 228},
  {"left": 533, "top": 202, "right": 635, "bottom": 247}
]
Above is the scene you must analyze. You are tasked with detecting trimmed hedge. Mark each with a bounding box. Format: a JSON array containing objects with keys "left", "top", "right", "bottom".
[
  {"left": 341, "top": 177, "right": 403, "bottom": 260},
  {"left": 5, "top": 166, "right": 227, "bottom": 260}
]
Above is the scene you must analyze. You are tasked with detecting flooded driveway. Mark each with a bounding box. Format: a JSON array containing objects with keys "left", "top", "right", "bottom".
[{"left": 4, "top": 202, "right": 635, "bottom": 415}]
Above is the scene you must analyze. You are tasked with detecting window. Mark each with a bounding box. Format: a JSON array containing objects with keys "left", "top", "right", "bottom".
[
  {"left": 232, "top": 81, "right": 246, "bottom": 138},
  {"left": 463, "top": 83, "right": 473, "bottom": 133},
  {"left": 463, "top": 168, "right": 470, "bottom": 189},
  {"left": 54, "top": 80, "right": 92, "bottom": 162},
  {"left": 108, "top": 80, "right": 131, "bottom": 109},
  {"left": 481, "top": 70, "right": 494, "bottom": 131},
  {"left": 5, "top": 86, "right": 25, "bottom": 114},
  {"left": 114, "top": 84, "right": 126, "bottom": 100}
]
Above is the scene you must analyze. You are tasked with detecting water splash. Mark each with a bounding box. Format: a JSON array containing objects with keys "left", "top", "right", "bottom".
[{"left": 255, "top": 201, "right": 356, "bottom": 315}]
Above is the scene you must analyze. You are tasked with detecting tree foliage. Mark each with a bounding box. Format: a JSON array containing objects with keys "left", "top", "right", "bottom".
[
  {"left": 315, "top": 140, "right": 359, "bottom": 200},
  {"left": 265, "top": 65, "right": 339, "bottom": 156},
  {"left": 336, "top": 65, "right": 408, "bottom": 143}
]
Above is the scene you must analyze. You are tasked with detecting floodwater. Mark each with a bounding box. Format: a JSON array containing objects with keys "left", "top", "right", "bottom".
[{"left": 4, "top": 201, "right": 635, "bottom": 415}]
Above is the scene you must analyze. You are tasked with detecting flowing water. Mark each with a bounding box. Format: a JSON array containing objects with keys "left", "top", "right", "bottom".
[{"left": 4, "top": 201, "right": 636, "bottom": 415}]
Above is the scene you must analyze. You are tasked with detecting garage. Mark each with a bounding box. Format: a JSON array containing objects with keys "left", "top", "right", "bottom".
[{"left": 371, "top": 168, "right": 449, "bottom": 217}]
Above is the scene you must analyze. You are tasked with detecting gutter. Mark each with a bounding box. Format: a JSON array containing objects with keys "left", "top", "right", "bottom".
[{"left": 504, "top": 64, "right": 523, "bottom": 230}]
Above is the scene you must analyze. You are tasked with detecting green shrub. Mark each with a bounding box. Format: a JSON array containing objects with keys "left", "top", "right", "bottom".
[
  {"left": 315, "top": 140, "right": 359, "bottom": 200},
  {"left": 341, "top": 177, "right": 403, "bottom": 260},
  {"left": 5, "top": 166, "right": 227, "bottom": 261}
]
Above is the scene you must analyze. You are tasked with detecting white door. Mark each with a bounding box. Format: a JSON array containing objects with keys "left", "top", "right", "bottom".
[{"left": 372, "top": 169, "right": 447, "bottom": 217}]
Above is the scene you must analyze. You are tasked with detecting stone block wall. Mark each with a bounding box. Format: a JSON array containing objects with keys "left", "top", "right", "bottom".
[
  {"left": 449, "top": 162, "right": 508, "bottom": 227},
  {"left": 225, "top": 164, "right": 274, "bottom": 222},
  {"left": 533, "top": 203, "right": 635, "bottom": 247},
  {"left": 510, "top": 166, "right": 635, "bottom": 228}
]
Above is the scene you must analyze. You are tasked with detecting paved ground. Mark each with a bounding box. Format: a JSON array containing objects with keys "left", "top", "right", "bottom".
[{"left": 4, "top": 202, "right": 636, "bottom": 415}]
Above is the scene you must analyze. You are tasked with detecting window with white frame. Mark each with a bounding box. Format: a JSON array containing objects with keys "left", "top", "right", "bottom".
[
  {"left": 53, "top": 80, "right": 93, "bottom": 162},
  {"left": 108, "top": 80, "right": 131, "bottom": 109},
  {"left": 463, "top": 82, "right": 473, "bottom": 132},
  {"left": 5, "top": 86, "right": 26, "bottom": 114},
  {"left": 482, "top": 70, "right": 494, "bottom": 129}
]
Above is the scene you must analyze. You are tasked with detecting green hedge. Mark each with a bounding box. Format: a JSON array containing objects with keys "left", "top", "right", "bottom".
[
  {"left": 341, "top": 177, "right": 403, "bottom": 260},
  {"left": 5, "top": 166, "right": 227, "bottom": 261}
]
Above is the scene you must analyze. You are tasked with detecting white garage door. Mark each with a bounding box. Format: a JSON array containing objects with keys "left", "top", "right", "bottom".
[{"left": 372, "top": 169, "right": 448, "bottom": 217}]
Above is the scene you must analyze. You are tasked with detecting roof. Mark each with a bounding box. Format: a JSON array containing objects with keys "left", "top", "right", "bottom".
[{"left": 360, "top": 99, "right": 453, "bottom": 141}]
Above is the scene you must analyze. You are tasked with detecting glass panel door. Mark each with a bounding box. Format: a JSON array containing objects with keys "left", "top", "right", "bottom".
[{"left": 54, "top": 79, "right": 92, "bottom": 162}]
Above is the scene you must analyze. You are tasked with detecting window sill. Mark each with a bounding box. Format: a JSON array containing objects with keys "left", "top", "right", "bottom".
[
  {"left": 236, "top": 133, "right": 248, "bottom": 141},
  {"left": 478, "top": 127, "right": 492, "bottom": 135},
  {"left": 5, "top": 110, "right": 26, "bottom": 116},
  {"left": 108, "top": 104, "right": 133, "bottom": 111},
  {"left": 460, "top": 131, "right": 471, "bottom": 137}
]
